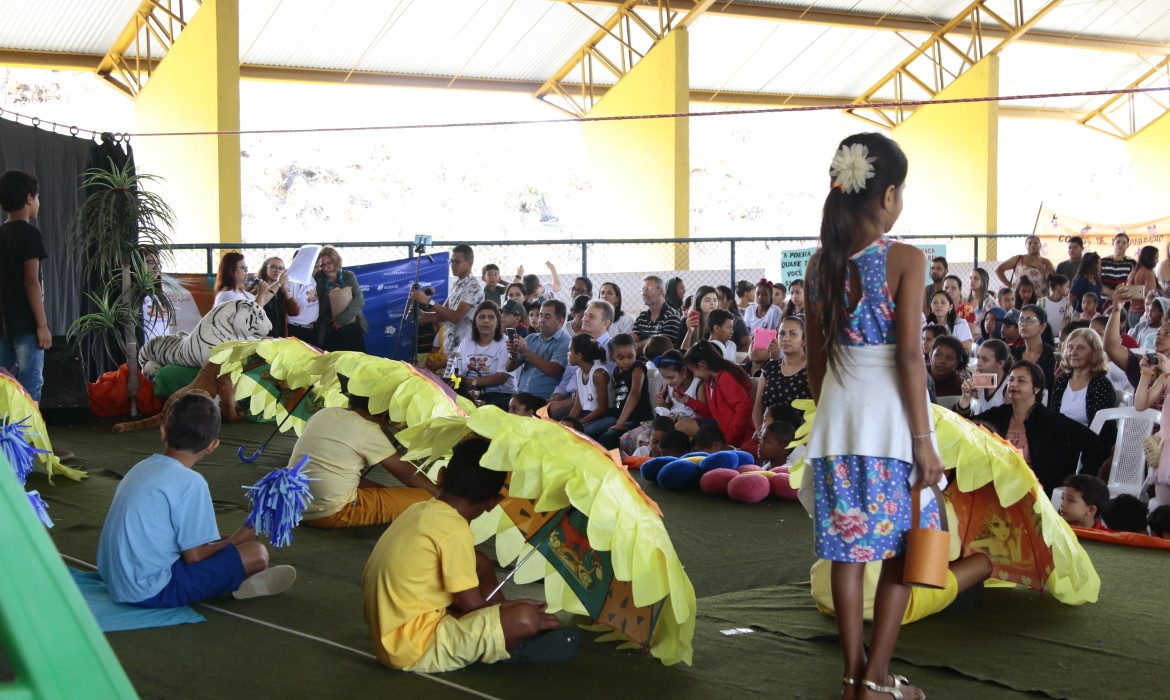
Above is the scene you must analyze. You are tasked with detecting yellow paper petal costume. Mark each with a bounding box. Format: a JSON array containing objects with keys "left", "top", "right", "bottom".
[
  {"left": 0, "top": 374, "right": 85, "bottom": 481},
  {"left": 789, "top": 399, "right": 1099, "bottom": 605},
  {"left": 399, "top": 405, "right": 697, "bottom": 666}
]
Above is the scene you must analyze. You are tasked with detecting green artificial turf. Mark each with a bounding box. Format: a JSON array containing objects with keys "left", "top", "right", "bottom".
[{"left": 15, "top": 417, "right": 1166, "bottom": 699}]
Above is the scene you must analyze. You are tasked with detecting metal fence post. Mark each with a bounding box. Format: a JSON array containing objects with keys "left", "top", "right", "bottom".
[
  {"left": 729, "top": 239, "right": 737, "bottom": 289},
  {"left": 581, "top": 241, "right": 588, "bottom": 279},
  {"left": 206, "top": 248, "right": 213, "bottom": 275},
  {"left": 973, "top": 237, "right": 979, "bottom": 270}
]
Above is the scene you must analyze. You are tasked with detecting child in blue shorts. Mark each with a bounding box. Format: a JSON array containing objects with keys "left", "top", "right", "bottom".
[
  {"left": 362, "top": 438, "right": 579, "bottom": 672},
  {"left": 98, "top": 393, "right": 296, "bottom": 606}
]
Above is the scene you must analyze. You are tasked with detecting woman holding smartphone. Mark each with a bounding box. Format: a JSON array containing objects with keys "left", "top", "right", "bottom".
[{"left": 955, "top": 339, "right": 1012, "bottom": 413}]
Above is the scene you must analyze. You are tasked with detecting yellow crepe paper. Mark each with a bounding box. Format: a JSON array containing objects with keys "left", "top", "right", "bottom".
[
  {"left": 0, "top": 374, "right": 85, "bottom": 482},
  {"left": 403, "top": 406, "right": 696, "bottom": 666},
  {"left": 210, "top": 342, "right": 695, "bottom": 665},
  {"left": 788, "top": 399, "right": 1099, "bottom": 605},
  {"left": 210, "top": 339, "right": 342, "bottom": 437}
]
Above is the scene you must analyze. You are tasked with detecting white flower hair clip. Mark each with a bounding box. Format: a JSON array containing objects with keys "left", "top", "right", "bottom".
[{"left": 829, "top": 143, "right": 876, "bottom": 194}]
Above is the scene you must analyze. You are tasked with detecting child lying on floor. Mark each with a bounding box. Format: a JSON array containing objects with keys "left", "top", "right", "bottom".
[
  {"left": 98, "top": 393, "right": 296, "bottom": 606},
  {"left": 362, "top": 438, "right": 579, "bottom": 671}
]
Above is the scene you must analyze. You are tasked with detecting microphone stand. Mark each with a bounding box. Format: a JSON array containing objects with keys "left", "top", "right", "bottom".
[{"left": 401, "top": 243, "right": 430, "bottom": 367}]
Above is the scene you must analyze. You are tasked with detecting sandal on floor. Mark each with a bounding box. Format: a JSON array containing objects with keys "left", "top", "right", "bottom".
[
  {"left": 862, "top": 678, "right": 927, "bottom": 700},
  {"left": 501, "top": 629, "right": 581, "bottom": 664}
]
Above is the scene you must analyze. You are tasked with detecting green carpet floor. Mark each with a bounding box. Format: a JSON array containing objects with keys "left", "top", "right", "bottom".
[{"left": 17, "top": 417, "right": 1168, "bottom": 699}]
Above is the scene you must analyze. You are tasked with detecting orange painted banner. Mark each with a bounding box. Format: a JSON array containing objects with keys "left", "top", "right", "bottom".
[{"left": 1032, "top": 207, "right": 1170, "bottom": 255}]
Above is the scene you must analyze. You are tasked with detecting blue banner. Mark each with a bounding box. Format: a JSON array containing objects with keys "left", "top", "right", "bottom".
[{"left": 350, "top": 252, "right": 450, "bottom": 361}]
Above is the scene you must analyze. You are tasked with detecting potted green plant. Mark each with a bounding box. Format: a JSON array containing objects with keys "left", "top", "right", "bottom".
[{"left": 67, "top": 159, "right": 177, "bottom": 416}]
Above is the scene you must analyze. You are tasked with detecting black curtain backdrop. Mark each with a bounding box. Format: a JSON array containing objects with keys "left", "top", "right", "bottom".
[
  {"left": 0, "top": 120, "right": 136, "bottom": 379},
  {"left": 0, "top": 117, "right": 91, "bottom": 337}
]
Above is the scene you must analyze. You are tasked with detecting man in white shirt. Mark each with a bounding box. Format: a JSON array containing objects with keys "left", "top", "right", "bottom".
[{"left": 413, "top": 245, "right": 484, "bottom": 370}]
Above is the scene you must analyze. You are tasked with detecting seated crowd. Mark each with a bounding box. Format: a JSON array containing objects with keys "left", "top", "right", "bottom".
[{"left": 95, "top": 236, "right": 1170, "bottom": 682}]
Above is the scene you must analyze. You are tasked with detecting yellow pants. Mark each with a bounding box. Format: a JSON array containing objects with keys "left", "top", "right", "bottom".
[
  {"left": 405, "top": 606, "right": 509, "bottom": 673},
  {"left": 303, "top": 486, "right": 432, "bottom": 528}
]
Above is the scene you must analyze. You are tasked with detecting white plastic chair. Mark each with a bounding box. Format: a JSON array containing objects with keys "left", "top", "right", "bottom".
[{"left": 1087, "top": 406, "right": 1162, "bottom": 498}]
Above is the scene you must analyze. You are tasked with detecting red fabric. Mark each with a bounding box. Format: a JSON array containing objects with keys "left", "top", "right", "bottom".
[
  {"left": 1121, "top": 334, "right": 1138, "bottom": 349},
  {"left": 1072, "top": 525, "right": 1170, "bottom": 550},
  {"left": 623, "top": 456, "right": 651, "bottom": 471},
  {"left": 87, "top": 364, "right": 164, "bottom": 417},
  {"left": 684, "top": 372, "right": 754, "bottom": 447}
]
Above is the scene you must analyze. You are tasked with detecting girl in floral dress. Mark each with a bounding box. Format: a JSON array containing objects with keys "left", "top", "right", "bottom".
[{"left": 804, "top": 133, "right": 943, "bottom": 700}]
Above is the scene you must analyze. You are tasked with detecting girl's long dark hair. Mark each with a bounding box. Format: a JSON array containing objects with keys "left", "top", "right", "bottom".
[
  {"left": 570, "top": 333, "right": 607, "bottom": 363},
  {"left": 683, "top": 340, "right": 752, "bottom": 394},
  {"left": 215, "top": 252, "right": 244, "bottom": 292},
  {"left": 1020, "top": 303, "right": 1056, "bottom": 347},
  {"left": 717, "top": 285, "right": 741, "bottom": 318},
  {"left": 601, "top": 282, "right": 625, "bottom": 321},
  {"left": 1076, "top": 252, "right": 1101, "bottom": 282},
  {"left": 693, "top": 285, "right": 718, "bottom": 341},
  {"left": 812, "top": 133, "right": 908, "bottom": 373},
  {"left": 1014, "top": 276, "right": 1036, "bottom": 310},
  {"left": 784, "top": 279, "right": 804, "bottom": 317}
]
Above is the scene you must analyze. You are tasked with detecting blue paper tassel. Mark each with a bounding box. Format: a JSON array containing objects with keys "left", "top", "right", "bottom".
[
  {"left": 26, "top": 490, "right": 53, "bottom": 528},
  {"left": 1, "top": 415, "right": 50, "bottom": 485},
  {"left": 243, "top": 454, "right": 316, "bottom": 548}
]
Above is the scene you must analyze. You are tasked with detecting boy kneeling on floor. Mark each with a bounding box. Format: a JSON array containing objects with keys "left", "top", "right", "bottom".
[
  {"left": 362, "top": 438, "right": 580, "bottom": 672},
  {"left": 98, "top": 393, "right": 296, "bottom": 606}
]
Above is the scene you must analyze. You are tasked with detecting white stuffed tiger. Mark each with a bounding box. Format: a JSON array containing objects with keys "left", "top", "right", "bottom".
[{"left": 140, "top": 300, "right": 272, "bottom": 375}]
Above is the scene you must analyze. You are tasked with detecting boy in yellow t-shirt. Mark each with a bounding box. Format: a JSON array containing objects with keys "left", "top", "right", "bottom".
[{"left": 362, "top": 439, "right": 579, "bottom": 672}]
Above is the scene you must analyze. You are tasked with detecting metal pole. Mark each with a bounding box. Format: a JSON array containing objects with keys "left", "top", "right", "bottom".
[
  {"left": 486, "top": 508, "right": 572, "bottom": 602},
  {"left": 581, "top": 241, "right": 588, "bottom": 279},
  {"left": 973, "top": 237, "right": 980, "bottom": 271},
  {"left": 729, "top": 239, "right": 737, "bottom": 289},
  {"left": 206, "top": 248, "right": 214, "bottom": 275}
]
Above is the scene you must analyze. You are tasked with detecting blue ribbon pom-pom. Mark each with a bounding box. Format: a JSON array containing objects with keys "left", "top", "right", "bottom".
[
  {"left": 243, "top": 454, "right": 315, "bottom": 548},
  {"left": 26, "top": 490, "right": 53, "bottom": 529},
  {"left": 1, "top": 415, "right": 50, "bottom": 485}
]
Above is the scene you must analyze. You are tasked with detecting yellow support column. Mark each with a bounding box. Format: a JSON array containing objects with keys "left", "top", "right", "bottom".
[
  {"left": 892, "top": 54, "right": 1000, "bottom": 261},
  {"left": 1127, "top": 112, "right": 1170, "bottom": 208},
  {"left": 581, "top": 29, "right": 689, "bottom": 272},
  {"left": 134, "top": 0, "right": 241, "bottom": 246}
]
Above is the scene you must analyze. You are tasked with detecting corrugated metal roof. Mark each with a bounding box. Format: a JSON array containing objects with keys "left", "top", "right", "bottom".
[
  {"left": 0, "top": 0, "right": 1165, "bottom": 112},
  {"left": 239, "top": 0, "right": 614, "bottom": 82},
  {"left": 998, "top": 42, "right": 1163, "bottom": 111},
  {"left": 0, "top": 0, "right": 142, "bottom": 54},
  {"left": 689, "top": 15, "right": 916, "bottom": 97}
]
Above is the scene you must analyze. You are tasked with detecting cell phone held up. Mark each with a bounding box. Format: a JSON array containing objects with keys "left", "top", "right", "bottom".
[
  {"left": 505, "top": 328, "right": 518, "bottom": 341},
  {"left": 752, "top": 328, "right": 778, "bottom": 351},
  {"left": 1146, "top": 351, "right": 1160, "bottom": 367},
  {"left": 972, "top": 372, "right": 997, "bottom": 389}
]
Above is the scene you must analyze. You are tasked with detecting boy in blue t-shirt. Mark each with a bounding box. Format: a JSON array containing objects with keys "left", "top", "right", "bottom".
[{"left": 98, "top": 393, "right": 296, "bottom": 606}]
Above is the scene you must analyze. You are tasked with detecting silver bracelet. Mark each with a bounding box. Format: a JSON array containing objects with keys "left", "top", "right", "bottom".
[{"left": 911, "top": 431, "right": 934, "bottom": 439}]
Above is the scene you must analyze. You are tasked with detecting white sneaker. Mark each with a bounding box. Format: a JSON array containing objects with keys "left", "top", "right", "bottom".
[{"left": 233, "top": 565, "right": 296, "bottom": 600}]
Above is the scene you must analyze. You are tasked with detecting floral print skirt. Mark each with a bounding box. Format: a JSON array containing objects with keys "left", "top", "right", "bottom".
[{"left": 812, "top": 454, "right": 940, "bottom": 562}]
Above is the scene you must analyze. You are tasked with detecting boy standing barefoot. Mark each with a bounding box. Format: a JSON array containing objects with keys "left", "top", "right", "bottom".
[{"left": 98, "top": 393, "right": 295, "bottom": 606}]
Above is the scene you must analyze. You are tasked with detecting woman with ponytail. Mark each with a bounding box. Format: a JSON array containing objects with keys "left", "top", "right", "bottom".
[
  {"left": 680, "top": 340, "right": 755, "bottom": 448},
  {"left": 804, "top": 133, "right": 941, "bottom": 700}
]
